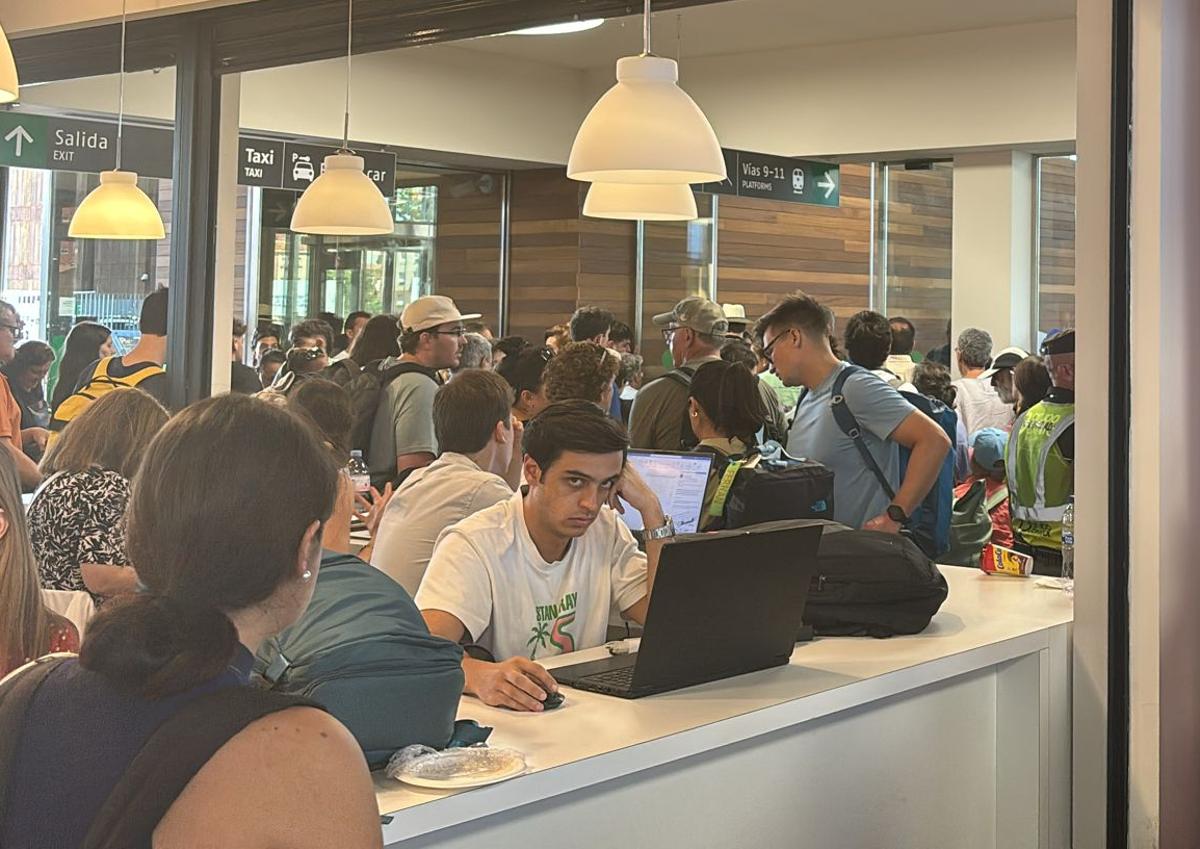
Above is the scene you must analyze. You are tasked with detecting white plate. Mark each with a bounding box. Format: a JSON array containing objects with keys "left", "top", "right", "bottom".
[{"left": 394, "top": 748, "right": 527, "bottom": 789}]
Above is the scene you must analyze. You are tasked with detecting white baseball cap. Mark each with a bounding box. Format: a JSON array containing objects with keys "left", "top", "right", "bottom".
[{"left": 399, "top": 295, "right": 481, "bottom": 334}]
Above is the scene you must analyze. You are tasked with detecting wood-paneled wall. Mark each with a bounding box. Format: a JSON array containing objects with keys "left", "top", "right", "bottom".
[
  {"left": 639, "top": 194, "right": 714, "bottom": 370},
  {"left": 433, "top": 173, "right": 503, "bottom": 331},
  {"left": 1038, "top": 158, "right": 1076, "bottom": 333},
  {"left": 883, "top": 164, "right": 954, "bottom": 356},
  {"left": 716, "top": 165, "right": 872, "bottom": 341}
]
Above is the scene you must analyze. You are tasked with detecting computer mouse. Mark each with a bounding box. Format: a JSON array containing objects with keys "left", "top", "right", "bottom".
[{"left": 542, "top": 691, "right": 565, "bottom": 711}]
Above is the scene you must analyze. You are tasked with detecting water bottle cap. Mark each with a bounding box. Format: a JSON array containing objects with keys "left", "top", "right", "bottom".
[{"left": 351, "top": 449, "right": 363, "bottom": 458}]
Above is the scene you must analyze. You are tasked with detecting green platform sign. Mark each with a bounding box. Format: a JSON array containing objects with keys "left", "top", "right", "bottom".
[
  {"left": 700, "top": 148, "right": 840, "bottom": 207},
  {"left": 0, "top": 111, "right": 173, "bottom": 178}
]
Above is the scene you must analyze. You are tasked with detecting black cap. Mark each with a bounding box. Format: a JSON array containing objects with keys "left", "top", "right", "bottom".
[{"left": 1040, "top": 329, "right": 1075, "bottom": 356}]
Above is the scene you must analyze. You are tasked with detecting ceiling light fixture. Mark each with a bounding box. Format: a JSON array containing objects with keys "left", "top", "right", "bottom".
[
  {"left": 68, "top": 0, "right": 165, "bottom": 240},
  {"left": 583, "top": 182, "right": 697, "bottom": 221},
  {"left": 566, "top": 0, "right": 724, "bottom": 186},
  {"left": 0, "top": 22, "right": 18, "bottom": 103},
  {"left": 291, "top": 0, "right": 393, "bottom": 236},
  {"left": 507, "top": 19, "right": 605, "bottom": 36}
]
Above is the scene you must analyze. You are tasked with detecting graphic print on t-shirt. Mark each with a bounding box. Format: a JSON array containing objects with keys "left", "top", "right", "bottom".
[{"left": 526, "top": 591, "right": 578, "bottom": 659}]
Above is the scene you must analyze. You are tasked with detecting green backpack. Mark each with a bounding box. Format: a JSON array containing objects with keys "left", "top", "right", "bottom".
[
  {"left": 255, "top": 551, "right": 465, "bottom": 768},
  {"left": 943, "top": 479, "right": 1009, "bottom": 567}
]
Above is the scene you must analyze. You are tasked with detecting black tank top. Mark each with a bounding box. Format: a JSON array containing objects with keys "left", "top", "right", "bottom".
[{"left": 0, "top": 646, "right": 254, "bottom": 848}]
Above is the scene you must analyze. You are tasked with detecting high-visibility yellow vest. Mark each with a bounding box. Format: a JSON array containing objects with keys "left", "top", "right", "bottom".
[{"left": 1006, "top": 400, "right": 1074, "bottom": 550}]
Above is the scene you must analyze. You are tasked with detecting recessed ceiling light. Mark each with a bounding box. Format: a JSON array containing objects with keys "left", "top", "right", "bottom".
[{"left": 507, "top": 19, "right": 605, "bottom": 36}]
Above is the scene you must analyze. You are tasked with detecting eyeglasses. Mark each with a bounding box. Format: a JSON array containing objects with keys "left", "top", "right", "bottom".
[
  {"left": 760, "top": 329, "right": 792, "bottom": 365},
  {"left": 427, "top": 327, "right": 467, "bottom": 338},
  {"left": 0, "top": 322, "right": 24, "bottom": 341},
  {"left": 289, "top": 346, "right": 325, "bottom": 362},
  {"left": 661, "top": 325, "right": 685, "bottom": 343}
]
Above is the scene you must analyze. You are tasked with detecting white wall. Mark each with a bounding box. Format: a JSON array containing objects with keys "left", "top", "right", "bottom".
[
  {"left": 20, "top": 18, "right": 1075, "bottom": 165},
  {"left": 1, "top": 0, "right": 251, "bottom": 35}
]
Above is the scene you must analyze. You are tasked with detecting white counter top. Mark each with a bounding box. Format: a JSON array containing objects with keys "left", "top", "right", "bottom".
[{"left": 375, "top": 566, "right": 1073, "bottom": 846}]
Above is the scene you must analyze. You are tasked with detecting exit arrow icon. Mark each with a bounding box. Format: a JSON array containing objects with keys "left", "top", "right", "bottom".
[
  {"left": 3, "top": 125, "right": 32, "bottom": 157},
  {"left": 817, "top": 171, "right": 837, "bottom": 200}
]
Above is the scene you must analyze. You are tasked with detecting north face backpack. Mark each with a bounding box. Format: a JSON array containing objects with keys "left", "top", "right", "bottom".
[
  {"left": 700, "top": 445, "right": 835, "bottom": 530},
  {"left": 254, "top": 551, "right": 464, "bottom": 768},
  {"left": 49, "top": 356, "right": 164, "bottom": 437},
  {"left": 343, "top": 359, "right": 441, "bottom": 461},
  {"left": 803, "top": 522, "right": 950, "bottom": 637}
]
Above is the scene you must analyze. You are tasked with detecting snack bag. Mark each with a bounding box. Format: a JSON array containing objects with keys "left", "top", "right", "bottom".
[{"left": 981, "top": 543, "right": 1034, "bottom": 577}]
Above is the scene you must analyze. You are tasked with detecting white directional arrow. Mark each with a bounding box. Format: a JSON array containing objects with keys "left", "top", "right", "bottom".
[
  {"left": 3, "top": 125, "right": 32, "bottom": 157},
  {"left": 817, "top": 170, "right": 837, "bottom": 200}
]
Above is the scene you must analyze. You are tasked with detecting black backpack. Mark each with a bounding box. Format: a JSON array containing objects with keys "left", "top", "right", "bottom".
[
  {"left": 803, "top": 522, "right": 949, "bottom": 637},
  {"left": 344, "top": 359, "right": 441, "bottom": 460},
  {"left": 0, "top": 656, "right": 317, "bottom": 849},
  {"left": 699, "top": 446, "right": 834, "bottom": 530}
]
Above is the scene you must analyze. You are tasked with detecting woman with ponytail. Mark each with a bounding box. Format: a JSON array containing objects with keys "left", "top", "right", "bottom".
[
  {"left": 687, "top": 360, "right": 769, "bottom": 530},
  {"left": 1, "top": 394, "right": 383, "bottom": 849}
]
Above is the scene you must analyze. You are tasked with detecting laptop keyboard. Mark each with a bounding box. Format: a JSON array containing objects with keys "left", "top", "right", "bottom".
[{"left": 581, "top": 665, "right": 636, "bottom": 690}]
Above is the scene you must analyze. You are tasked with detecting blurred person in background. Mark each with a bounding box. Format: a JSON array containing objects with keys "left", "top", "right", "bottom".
[
  {"left": 496, "top": 345, "right": 553, "bottom": 423},
  {"left": 543, "top": 341, "right": 619, "bottom": 409},
  {"left": 452, "top": 332, "right": 493, "bottom": 376},
  {"left": 491, "top": 335, "right": 528, "bottom": 369},
  {"left": 230, "top": 319, "right": 262, "bottom": 395},
  {"left": 4, "top": 341, "right": 55, "bottom": 460},
  {"left": 51, "top": 321, "right": 114, "bottom": 415}
]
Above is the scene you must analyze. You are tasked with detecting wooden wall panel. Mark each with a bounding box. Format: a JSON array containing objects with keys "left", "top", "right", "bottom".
[
  {"left": 884, "top": 163, "right": 953, "bottom": 356},
  {"left": 640, "top": 194, "right": 714, "bottom": 372},
  {"left": 434, "top": 173, "right": 503, "bottom": 332},
  {"left": 1038, "top": 158, "right": 1076, "bottom": 333},
  {"left": 715, "top": 163, "right": 872, "bottom": 344}
]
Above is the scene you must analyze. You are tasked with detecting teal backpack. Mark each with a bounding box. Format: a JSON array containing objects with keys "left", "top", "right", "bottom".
[{"left": 255, "top": 551, "right": 464, "bottom": 768}]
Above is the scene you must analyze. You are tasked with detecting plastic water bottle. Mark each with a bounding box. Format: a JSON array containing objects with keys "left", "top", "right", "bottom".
[
  {"left": 347, "top": 450, "right": 370, "bottom": 495},
  {"left": 1060, "top": 496, "right": 1075, "bottom": 596}
]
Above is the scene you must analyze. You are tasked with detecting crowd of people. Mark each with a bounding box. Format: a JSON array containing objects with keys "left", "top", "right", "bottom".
[{"left": 0, "top": 285, "right": 1074, "bottom": 846}]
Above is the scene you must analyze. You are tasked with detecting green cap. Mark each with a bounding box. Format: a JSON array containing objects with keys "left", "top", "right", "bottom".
[{"left": 652, "top": 296, "right": 729, "bottom": 336}]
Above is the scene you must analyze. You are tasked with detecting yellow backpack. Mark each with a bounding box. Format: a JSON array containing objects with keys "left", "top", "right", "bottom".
[{"left": 48, "top": 356, "right": 164, "bottom": 438}]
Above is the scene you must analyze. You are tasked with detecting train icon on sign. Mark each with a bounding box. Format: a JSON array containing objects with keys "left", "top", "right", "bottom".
[
  {"left": 792, "top": 168, "right": 805, "bottom": 194},
  {"left": 292, "top": 155, "right": 315, "bottom": 182}
]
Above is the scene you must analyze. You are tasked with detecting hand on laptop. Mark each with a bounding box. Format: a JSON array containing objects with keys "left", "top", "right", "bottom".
[
  {"left": 465, "top": 656, "right": 559, "bottom": 712},
  {"left": 611, "top": 464, "right": 666, "bottom": 529}
]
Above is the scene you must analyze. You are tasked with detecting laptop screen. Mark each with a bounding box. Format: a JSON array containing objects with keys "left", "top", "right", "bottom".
[{"left": 619, "top": 451, "right": 714, "bottom": 535}]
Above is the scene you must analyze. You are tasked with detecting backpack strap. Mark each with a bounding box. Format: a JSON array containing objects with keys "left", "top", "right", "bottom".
[
  {"left": 82, "top": 685, "right": 322, "bottom": 849},
  {"left": 827, "top": 365, "right": 897, "bottom": 502},
  {"left": 661, "top": 366, "right": 698, "bottom": 449},
  {"left": 0, "top": 655, "right": 74, "bottom": 830},
  {"left": 707, "top": 459, "right": 746, "bottom": 518},
  {"left": 379, "top": 361, "right": 442, "bottom": 386}
]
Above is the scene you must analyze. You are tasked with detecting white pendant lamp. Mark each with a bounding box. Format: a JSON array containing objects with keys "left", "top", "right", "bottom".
[
  {"left": 68, "top": 0, "right": 164, "bottom": 240},
  {"left": 0, "top": 23, "right": 19, "bottom": 104},
  {"left": 583, "top": 181, "right": 697, "bottom": 221},
  {"left": 567, "top": 0, "right": 724, "bottom": 185},
  {"left": 291, "top": 0, "right": 392, "bottom": 236}
]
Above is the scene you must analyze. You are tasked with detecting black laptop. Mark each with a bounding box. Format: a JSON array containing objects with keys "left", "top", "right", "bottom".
[{"left": 553, "top": 523, "right": 823, "bottom": 699}]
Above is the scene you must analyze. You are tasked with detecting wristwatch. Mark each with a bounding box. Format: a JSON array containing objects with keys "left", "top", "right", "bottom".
[
  {"left": 644, "top": 516, "right": 676, "bottom": 541},
  {"left": 885, "top": 504, "right": 909, "bottom": 524}
]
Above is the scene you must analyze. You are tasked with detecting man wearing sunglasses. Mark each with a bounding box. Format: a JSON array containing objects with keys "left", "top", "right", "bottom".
[
  {"left": 628, "top": 296, "right": 786, "bottom": 451},
  {"left": 367, "top": 295, "right": 480, "bottom": 487},
  {"left": 0, "top": 300, "right": 42, "bottom": 489}
]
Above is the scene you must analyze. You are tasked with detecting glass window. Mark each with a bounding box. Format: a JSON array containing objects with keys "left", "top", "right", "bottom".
[
  {"left": 1035, "top": 155, "right": 1076, "bottom": 341},
  {"left": 879, "top": 162, "right": 954, "bottom": 361}
]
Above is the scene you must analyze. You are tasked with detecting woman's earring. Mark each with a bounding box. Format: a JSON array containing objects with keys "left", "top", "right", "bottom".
[{"left": 301, "top": 570, "right": 312, "bottom": 581}]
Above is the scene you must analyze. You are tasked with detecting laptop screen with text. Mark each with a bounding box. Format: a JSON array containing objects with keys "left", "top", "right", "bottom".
[{"left": 619, "top": 450, "right": 713, "bottom": 536}]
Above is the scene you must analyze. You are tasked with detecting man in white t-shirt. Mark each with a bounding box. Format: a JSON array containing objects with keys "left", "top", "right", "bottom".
[
  {"left": 417, "top": 400, "right": 672, "bottom": 712},
  {"left": 952, "top": 328, "right": 1016, "bottom": 436},
  {"left": 371, "top": 370, "right": 522, "bottom": 595}
]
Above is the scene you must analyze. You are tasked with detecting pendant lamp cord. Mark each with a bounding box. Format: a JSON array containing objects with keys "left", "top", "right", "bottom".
[
  {"left": 342, "top": 0, "right": 352, "bottom": 151},
  {"left": 116, "top": 0, "right": 127, "bottom": 170},
  {"left": 642, "top": 0, "right": 652, "bottom": 56}
]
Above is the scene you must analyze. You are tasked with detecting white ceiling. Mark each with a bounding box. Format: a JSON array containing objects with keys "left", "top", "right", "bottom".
[{"left": 458, "top": 0, "right": 1075, "bottom": 70}]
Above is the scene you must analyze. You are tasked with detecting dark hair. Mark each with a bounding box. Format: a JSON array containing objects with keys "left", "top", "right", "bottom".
[
  {"left": 844, "top": 311, "right": 893, "bottom": 370},
  {"left": 543, "top": 341, "right": 619, "bottom": 404},
  {"left": 720, "top": 339, "right": 758, "bottom": 370},
  {"left": 51, "top": 321, "right": 112, "bottom": 412},
  {"left": 139, "top": 288, "right": 169, "bottom": 336},
  {"left": 290, "top": 319, "right": 335, "bottom": 353},
  {"left": 496, "top": 345, "right": 553, "bottom": 398},
  {"left": 609, "top": 321, "right": 634, "bottom": 347},
  {"left": 257, "top": 348, "right": 286, "bottom": 372},
  {"left": 1014, "top": 355, "right": 1052, "bottom": 414},
  {"left": 523, "top": 399, "right": 628, "bottom": 472},
  {"left": 754, "top": 293, "right": 832, "bottom": 344},
  {"left": 617, "top": 353, "right": 643, "bottom": 387},
  {"left": 7, "top": 340, "right": 55, "bottom": 374},
  {"left": 569, "top": 306, "right": 615, "bottom": 343},
  {"left": 689, "top": 360, "right": 767, "bottom": 443},
  {"left": 253, "top": 323, "right": 283, "bottom": 346},
  {"left": 232, "top": 318, "right": 247, "bottom": 338},
  {"left": 435, "top": 370, "right": 513, "bottom": 454},
  {"left": 493, "top": 335, "right": 528, "bottom": 360},
  {"left": 317, "top": 312, "right": 341, "bottom": 334},
  {"left": 350, "top": 314, "right": 401, "bottom": 366},
  {"left": 399, "top": 327, "right": 422, "bottom": 355},
  {"left": 41, "top": 388, "right": 169, "bottom": 479},
  {"left": 80, "top": 394, "right": 339, "bottom": 699},
  {"left": 289, "top": 378, "right": 352, "bottom": 463},
  {"left": 912, "top": 361, "right": 957, "bottom": 407},
  {"left": 888, "top": 317, "right": 916, "bottom": 355},
  {"left": 344, "top": 311, "right": 371, "bottom": 333}
]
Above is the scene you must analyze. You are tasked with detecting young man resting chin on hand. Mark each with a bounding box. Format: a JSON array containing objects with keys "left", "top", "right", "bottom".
[{"left": 417, "top": 400, "right": 672, "bottom": 712}]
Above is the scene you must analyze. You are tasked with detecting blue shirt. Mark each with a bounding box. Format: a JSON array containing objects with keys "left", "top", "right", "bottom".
[
  {"left": 786, "top": 363, "right": 915, "bottom": 528},
  {"left": 1, "top": 646, "right": 255, "bottom": 848}
]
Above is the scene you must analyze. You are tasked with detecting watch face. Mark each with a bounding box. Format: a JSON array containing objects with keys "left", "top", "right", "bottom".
[{"left": 886, "top": 505, "right": 906, "bottom": 522}]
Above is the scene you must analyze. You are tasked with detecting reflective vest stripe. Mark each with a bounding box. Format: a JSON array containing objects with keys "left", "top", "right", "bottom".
[{"left": 1006, "top": 405, "right": 1075, "bottom": 523}]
